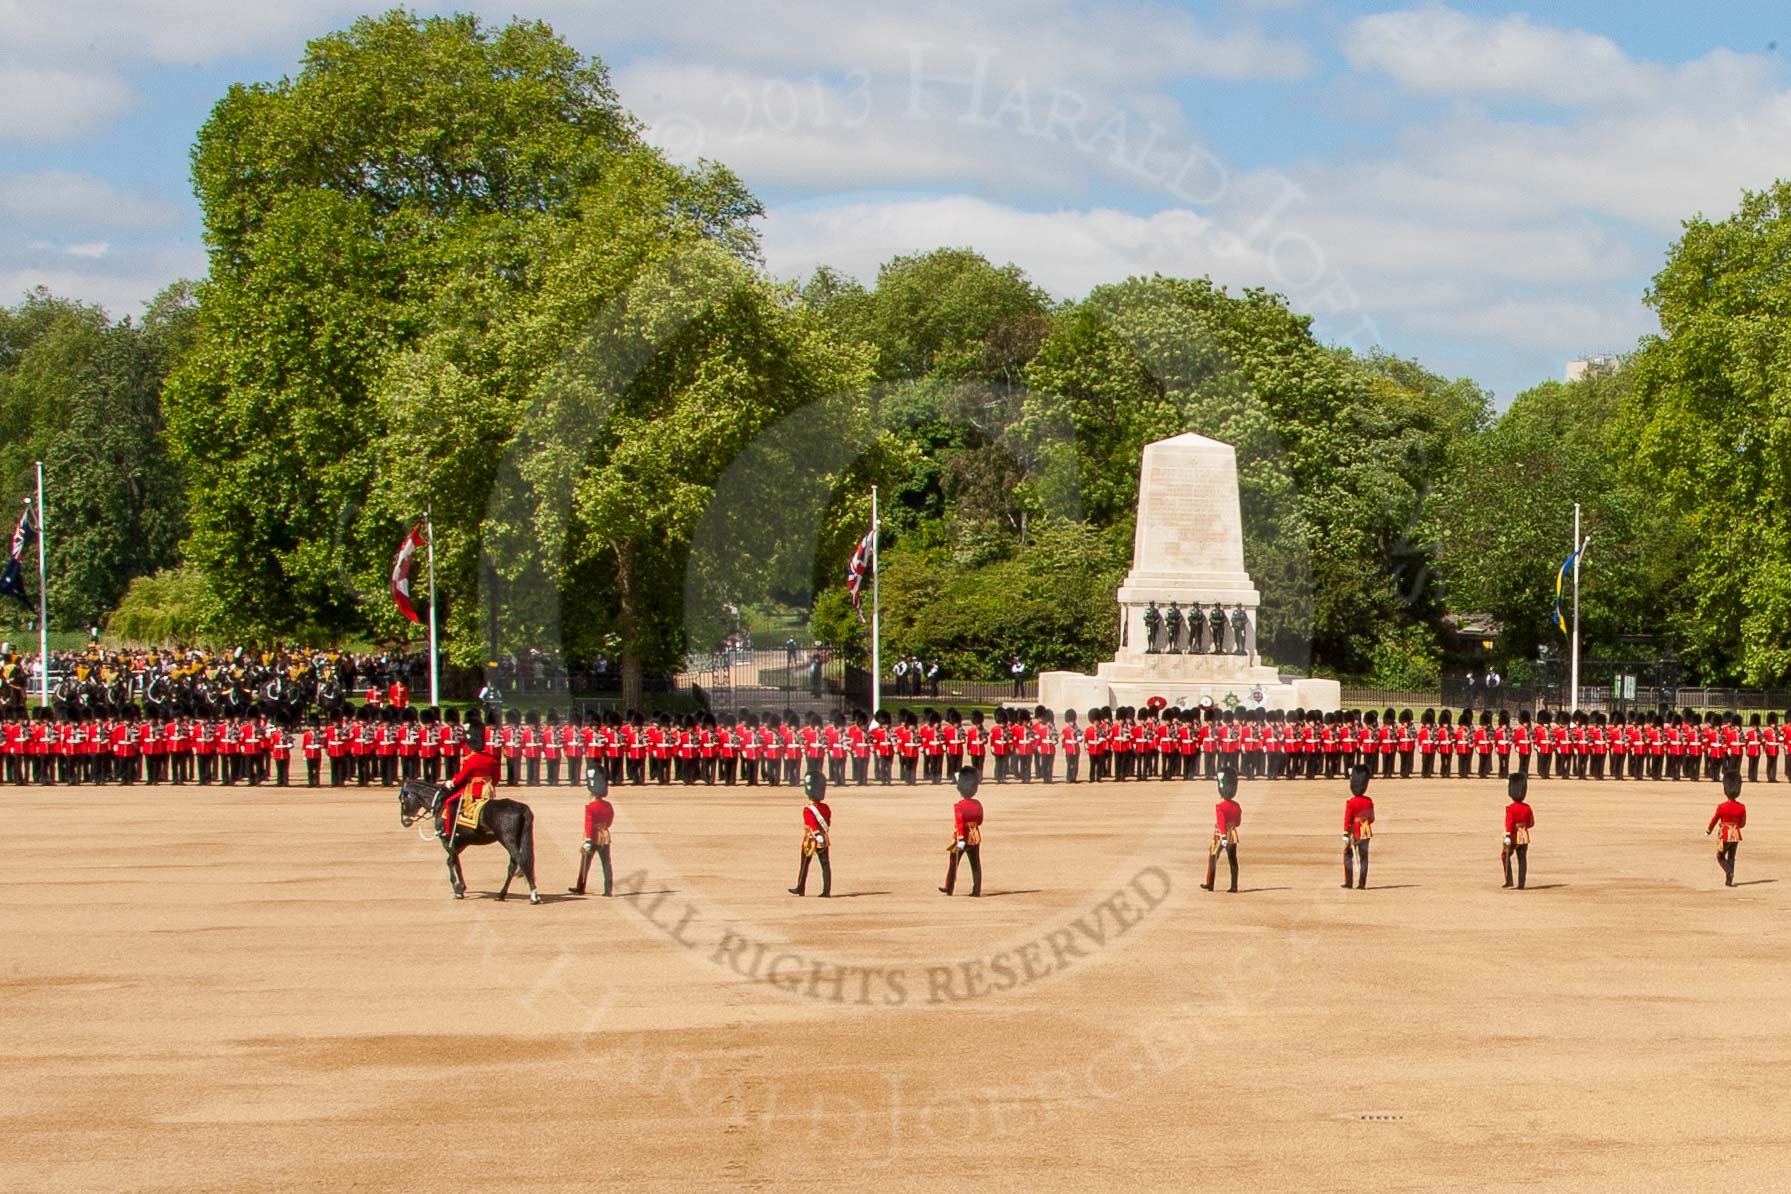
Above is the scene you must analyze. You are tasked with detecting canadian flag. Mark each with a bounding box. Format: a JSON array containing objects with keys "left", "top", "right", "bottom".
[{"left": 391, "top": 522, "right": 428, "bottom": 624}]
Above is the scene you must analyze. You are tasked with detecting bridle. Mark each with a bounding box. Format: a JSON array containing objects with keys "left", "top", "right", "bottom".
[{"left": 398, "top": 780, "right": 447, "bottom": 839}]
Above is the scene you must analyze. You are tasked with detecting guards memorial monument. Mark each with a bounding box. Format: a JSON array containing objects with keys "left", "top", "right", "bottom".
[{"left": 1037, "top": 433, "right": 1341, "bottom": 713}]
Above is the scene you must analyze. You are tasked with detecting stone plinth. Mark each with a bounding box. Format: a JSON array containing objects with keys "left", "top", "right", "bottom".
[{"left": 1037, "top": 432, "right": 1339, "bottom": 714}]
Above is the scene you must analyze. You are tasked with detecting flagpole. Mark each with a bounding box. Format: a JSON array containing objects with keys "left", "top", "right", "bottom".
[
  {"left": 1570, "top": 503, "right": 1581, "bottom": 713},
  {"left": 426, "top": 507, "right": 439, "bottom": 707},
  {"left": 870, "top": 486, "right": 881, "bottom": 717},
  {"left": 35, "top": 461, "right": 47, "bottom": 708}
]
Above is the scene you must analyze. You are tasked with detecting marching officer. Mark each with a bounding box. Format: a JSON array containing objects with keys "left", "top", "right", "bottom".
[
  {"left": 1341, "top": 763, "right": 1375, "bottom": 890},
  {"left": 1501, "top": 772, "right": 1534, "bottom": 890},
  {"left": 1706, "top": 768, "right": 1747, "bottom": 888},
  {"left": 790, "top": 770, "right": 833, "bottom": 898},
  {"left": 570, "top": 766, "right": 615, "bottom": 897},
  {"left": 1202, "top": 765, "right": 1241, "bottom": 893},
  {"left": 941, "top": 765, "right": 984, "bottom": 897}
]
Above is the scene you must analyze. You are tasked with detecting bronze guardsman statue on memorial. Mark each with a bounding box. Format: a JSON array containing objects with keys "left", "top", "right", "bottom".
[
  {"left": 1208, "top": 602, "right": 1227, "bottom": 655},
  {"left": 1143, "top": 600, "right": 1163, "bottom": 654},
  {"left": 1164, "top": 600, "right": 1185, "bottom": 655}
]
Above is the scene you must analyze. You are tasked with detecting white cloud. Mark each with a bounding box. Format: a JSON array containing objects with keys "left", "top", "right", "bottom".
[
  {"left": 64, "top": 242, "right": 110, "bottom": 259},
  {"left": 1405, "top": 297, "right": 1656, "bottom": 354},
  {"left": 0, "top": 171, "right": 184, "bottom": 230},
  {"left": 0, "top": 66, "right": 134, "bottom": 141},
  {"left": 0, "top": 242, "right": 206, "bottom": 319},
  {"left": 0, "top": 0, "right": 360, "bottom": 63},
  {"left": 1344, "top": 7, "right": 1777, "bottom": 110},
  {"left": 551, "top": 0, "right": 1313, "bottom": 86}
]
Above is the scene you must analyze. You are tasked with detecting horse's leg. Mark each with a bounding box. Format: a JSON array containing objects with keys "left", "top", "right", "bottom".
[
  {"left": 497, "top": 850, "right": 515, "bottom": 902},
  {"left": 502, "top": 807, "right": 541, "bottom": 904},
  {"left": 446, "top": 842, "right": 466, "bottom": 899}
]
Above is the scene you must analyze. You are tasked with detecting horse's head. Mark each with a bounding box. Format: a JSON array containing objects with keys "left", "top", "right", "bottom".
[{"left": 397, "top": 779, "right": 441, "bottom": 828}]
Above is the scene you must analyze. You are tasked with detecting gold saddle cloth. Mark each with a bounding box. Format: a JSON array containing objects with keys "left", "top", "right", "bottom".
[{"left": 455, "top": 781, "right": 493, "bottom": 830}]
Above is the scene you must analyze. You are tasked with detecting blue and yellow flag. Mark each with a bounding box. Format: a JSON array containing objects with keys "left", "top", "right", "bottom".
[{"left": 1553, "top": 548, "right": 1580, "bottom": 634}]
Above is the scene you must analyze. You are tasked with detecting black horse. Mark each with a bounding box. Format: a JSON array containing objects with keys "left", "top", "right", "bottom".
[{"left": 398, "top": 778, "right": 540, "bottom": 904}]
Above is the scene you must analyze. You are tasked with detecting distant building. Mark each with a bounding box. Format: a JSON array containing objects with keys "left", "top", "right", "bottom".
[{"left": 1565, "top": 354, "right": 1622, "bottom": 382}]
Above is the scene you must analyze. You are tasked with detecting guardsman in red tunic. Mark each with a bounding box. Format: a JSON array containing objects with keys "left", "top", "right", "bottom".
[
  {"left": 1501, "top": 772, "right": 1535, "bottom": 890},
  {"left": 789, "top": 770, "right": 832, "bottom": 898},
  {"left": 1706, "top": 769, "right": 1747, "bottom": 887},
  {"left": 848, "top": 712, "right": 870, "bottom": 786},
  {"left": 1084, "top": 711, "right": 1107, "bottom": 782},
  {"left": 1745, "top": 714, "right": 1764, "bottom": 784},
  {"left": 826, "top": 713, "right": 847, "bottom": 786},
  {"left": 1766, "top": 713, "right": 1782, "bottom": 784},
  {"left": 1034, "top": 708, "right": 1057, "bottom": 784},
  {"left": 941, "top": 765, "right": 984, "bottom": 897},
  {"left": 270, "top": 721, "right": 292, "bottom": 786},
  {"left": 1341, "top": 763, "right": 1375, "bottom": 890},
  {"left": 1397, "top": 710, "right": 1416, "bottom": 779},
  {"left": 1202, "top": 765, "right": 1241, "bottom": 893},
  {"left": 439, "top": 723, "right": 501, "bottom": 843},
  {"left": 570, "top": 766, "right": 616, "bottom": 897},
  {"left": 1418, "top": 709, "right": 1437, "bottom": 779},
  {"left": 1666, "top": 715, "right": 1687, "bottom": 781},
  {"left": 302, "top": 717, "right": 322, "bottom": 787},
  {"left": 872, "top": 712, "right": 895, "bottom": 785}
]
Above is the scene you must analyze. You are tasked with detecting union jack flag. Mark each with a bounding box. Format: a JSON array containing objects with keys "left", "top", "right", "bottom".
[
  {"left": 0, "top": 501, "right": 35, "bottom": 609},
  {"left": 845, "top": 528, "right": 875, "bottom": 622}
]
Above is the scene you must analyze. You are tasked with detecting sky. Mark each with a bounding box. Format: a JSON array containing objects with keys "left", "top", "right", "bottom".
[{"left": 3, "top": 1, "right": 1789, "bottom": 402}]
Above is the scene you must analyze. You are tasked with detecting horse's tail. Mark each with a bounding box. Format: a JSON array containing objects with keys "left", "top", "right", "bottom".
[{"left": 516, "top": 805, "right": 537, "bottom": 886}]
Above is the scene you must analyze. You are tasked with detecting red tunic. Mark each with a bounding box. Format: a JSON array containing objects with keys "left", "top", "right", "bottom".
[
  {"left": 1708, "top": 800, "right": 1747, "bottom": 842},
  {"left": 444, "top": 747, "right": 501, "bottom": 824},
  {"left": 953, "top": 797, "right": 984, "bottom": 839},
  {"left": 1214, "top": 798, "right": 1241, "bottom": 834},
  {"left": 1344, "top": 795, "right": 1375, "bottom": 839},
  {"left": 583, "top": 797, "right": 615, "bottom": 839},
  {"left": 1504, "top": 803, "right": 1535, "bottom": 835}
]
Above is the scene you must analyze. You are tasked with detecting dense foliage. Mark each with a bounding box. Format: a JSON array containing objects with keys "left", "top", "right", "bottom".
[{"left": 0, "top": 286, "right": 191, "bottom": 629}]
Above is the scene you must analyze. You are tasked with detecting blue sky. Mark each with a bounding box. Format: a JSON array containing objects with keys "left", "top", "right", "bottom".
[{"left": 4, "top": 1, "right": 1790, "bottom": 401}]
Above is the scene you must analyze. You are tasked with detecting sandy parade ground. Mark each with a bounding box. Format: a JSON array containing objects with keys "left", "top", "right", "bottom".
[{"left": 5, "top": 769, "right": 1789, "bottom": 1191}]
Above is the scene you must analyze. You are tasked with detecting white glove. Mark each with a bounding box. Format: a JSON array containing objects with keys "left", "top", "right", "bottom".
[
  {"left": 1341, "top": 834, "right": 1352, "bottom": 845},
  {"left": 1502, "top": 835, "right": 1512, "bottom": 848},
  {"left": 813, "top": 834, "right": 825, "bottom": 848},
  {"left": 956, "top": 838, "right": 967, "bottom": 851},
  {"left": 581, "top": 840, "right": 594, "bottom": 854}
]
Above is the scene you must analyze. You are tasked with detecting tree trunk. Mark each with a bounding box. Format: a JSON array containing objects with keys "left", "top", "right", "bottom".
[{"left": 616, "top": 545, "right": 643, "bottom": 711}]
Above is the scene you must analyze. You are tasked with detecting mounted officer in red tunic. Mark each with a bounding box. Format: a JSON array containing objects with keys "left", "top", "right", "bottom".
[{"left": 437, "top": 722, "right": 500, "bottom": 839}]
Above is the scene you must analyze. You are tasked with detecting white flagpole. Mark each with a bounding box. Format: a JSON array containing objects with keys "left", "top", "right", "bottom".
[
  {"left": 35, "top": 461, "right": 48, "bottom": 708},
  {"left": 870, "top": 486, "right": 881, "bottom": 717},
  {"left": 1570, "top": 503, "right": 1583, "bottom": 713},
  {"left": 426, "top": 507, "right": 439, "bottom": 707}
]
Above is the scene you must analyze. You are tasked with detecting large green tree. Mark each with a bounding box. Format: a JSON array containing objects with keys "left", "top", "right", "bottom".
[
  {"left": 0, "top": 290, "right": 109, "bottom": 493},
  {"left": 1626, "top": 181, "right": 1791, "bottom": 684},
  {"left": 45, "top": 285, "right": 196, "bottom": 626},
  {"left": 167, "top": 10, "right": 756, "bottom": 640},
  {"left": 1425, "top": 369, "right": 1685, "bottom": 671},
  {"left": 373, "top": 177, "right": 875, "bottom": 705},
  {"left": 0, "top": 286, "right": 193, "bottom": 630}
]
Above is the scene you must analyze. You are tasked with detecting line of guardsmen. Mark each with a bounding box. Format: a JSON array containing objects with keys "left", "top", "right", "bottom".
[
  {"left": 1184, "top": 759, "right": 1751, "bottom": 895},
  {"left": 2, "top": 703, "right": 1786, "bottom": 788}
]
